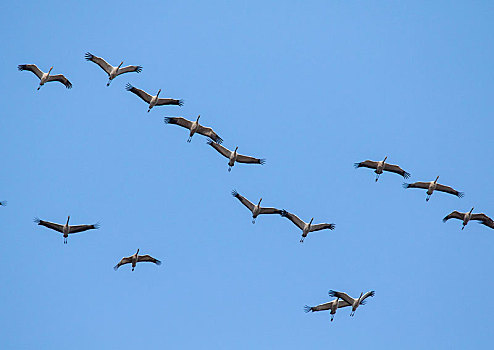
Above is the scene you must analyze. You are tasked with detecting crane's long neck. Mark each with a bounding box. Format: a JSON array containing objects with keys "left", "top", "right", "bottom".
[
  {"left": 136, "top": 249, "right": 140, "bottom": 256},
  {"left": 434, "top": 176, "right": 439, "bottom": 183},
  {"left": 66, "top": 216, "right": 70, "bottom": 226},
  {"left": 48, "top": 66, "right": 53, "bottom": 76},
  {"left": 383, "top": 156, "right": 387, "bottom": 163},
  {"left": 157, "top": 89, "right": 161, "bottom": 97}
]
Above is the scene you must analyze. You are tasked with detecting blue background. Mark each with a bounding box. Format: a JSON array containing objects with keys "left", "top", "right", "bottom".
[{"left": 1, "top": 1, "right": 493, "bottom": 348}]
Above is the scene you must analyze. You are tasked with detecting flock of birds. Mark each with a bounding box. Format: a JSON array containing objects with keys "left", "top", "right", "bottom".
[{"left": 10, "top": 51, "right": 493, "bottom": 324}]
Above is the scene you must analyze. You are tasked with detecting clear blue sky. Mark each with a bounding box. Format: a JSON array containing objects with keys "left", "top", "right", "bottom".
[{"left": 1, "top": 1, "right": 493, "bottom": 348}]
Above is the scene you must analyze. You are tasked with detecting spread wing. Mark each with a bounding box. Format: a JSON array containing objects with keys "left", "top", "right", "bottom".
[
  {"left": 236, "top": 154, "right": 265, "bottom": 165},
  {"left": 69, "top": 223, "right": 100, "bottom": 234},
  {"left": 442, "top": 211, "right": 464, "bottom": 222},
  {"left": 309, "top": 223, "right": 335, "bottom": 232},
  {"left": 471, "top": 213, "right": 494, "bottom": 228},
  {"left": 280, "top": 210, "right": 306, "bottom": 230},
  {"left": 304, "top": 299, "right": 351, "bottom": 312},
  {"left": 383, "top": 163, "right": 410, "bottom": 179},
  {"left": 34, "top": 218, "right": 64, "bottom": 233},
  {"left": 18, "top": 64, "right": 44, "bottom": 79},
  {"left": 164, "top": 117, "right": 193, "bottom": 130},
  {"left": 259, "top": 207, "right": 283, "bottom": 215},
  {"left": 207, "top": 140, "right": 232, "bottom": 159},
  {"left": 126, "top": 83, "right": 152, "bottom": 103},
  {"left": 435, "top": 184, "right": 464, "bottom": 198},
  {"left": 197, "top": 125, "right": 223, "bottom": 144},
  {"left": 84, "top": 52, "right": 113, "bottom": 74},
  {"left": 117, "top": 65, "right": 142, "bottom": 75},
  {"left": 360, "top": 290, "right": 376, "bottom": 305},
  {"left": 354, "top": 160, "right": 378, "bottom": 170},
  {"left": 403, "top": 181, "right": 430, "bottom": 190},
  {"left": 113, "top": 256, "right": 133, "bottom": 270},
  {"left": 137, "top": 255, "right": 162, "bottom": 265},
  {"left": 328, "top": 290, "right": 355, "bottom": 305},
  {"left": 156, "top": 98, "right": 184, "bottom": 106},
  {"left": 46, "top": 74, "right": 72, "bottom": 89},
  {"left": 231, "top": 190, "right": 255, "bottom": 212}
]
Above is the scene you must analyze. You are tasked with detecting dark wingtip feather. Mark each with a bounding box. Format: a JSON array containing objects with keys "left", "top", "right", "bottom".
[
  {"left": 402, "top": 183, "right": 410, "bottom": 189},
  {"left": 18, "top": 64, "right": 26, "bottom": 71},
  {"left": 442, "top": 217, "right": 448, "bottom": 223},
  {"left": 403, "top": 171, "right": 411, "bottom": 179},
  {"left": 206, "top": 140, "right": 214, "bottom": 146},
  {"left": 369, "top": 290, "right": 376, "bottom": 297},
  {"left": 113, "top": 265, "right": 119, "bottom": 271},
  {"left": 66, "top": 82, "right": 73, "bottom": 89},
  {"left": 328, "top": 290, "right": 337, "bottom": 297},
  {"left": 280, "top": 209, "right": 288, "bottom": 217},
  {"left": 84, "top": 52, "right": 94, "bottom": 61},
  {"left": 33, "top": 217, "right": 41, "bottom": 224},
  {"left": 353, "top": 162, "right": 361, "bottom": 169},
  {"left": 304, "top": 305, "right": 313, "bottom": 313},
  {"left": 457, "top": 192, "right": 465, "bottom": 198},
  {"left": 164, "top": 117, "right": 173, "bottom": 124},
  {"left": 178, "top": 99, "right": 184, "bottom": 106},
  {"left": 259, "top": 159, "right": 266, "bottom": 165},
  {"left": 215, "top": 136, "right": 224, "bottom": 144},
  {"left": 330, "top": 223, "right": 335, "bottom": 230},
  {"left": 155, "top": 259, "right": 162, "bottom": 266},
  {"left": 94, "top": 222, "right": 101, "bottom": 229},
  {"left": 231, "top": 189, "right": 239, "bottom": 197},
  {"left": 125, "top": 83, "right": 133, "bottom": 91},
  {"left": 135, "top": 66, "right": 143, "bottom": 73}
]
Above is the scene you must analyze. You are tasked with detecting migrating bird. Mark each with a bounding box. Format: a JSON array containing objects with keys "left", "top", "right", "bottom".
[
  {"left": 34, "top": 216, "right": 99, "bottom": 244},
  {"left": 114, "top": 249, "right": 162, "bottom": 271},
  {"left": 207, "top": 141, "right": 265, "bottom": 171},
  {"left": 443, "top": 208, "right": 494, "bottom": 230},
  {"left": 231, "top": 190, "right": 282, "bottom": 223},
  {"left": 164, "top": 115, "right": 223, "bottom": 144},
  {"left": 18, "top": 64, "right": 72, "bottom": 90},
  {"left": 304, "top": 298, "right": 350, "bottom": 322},
  {"left": 354, "top": 156, "right": 410, "bottom": 182},
  {"left": 403, "top": 176, "right": 464, "bottom": 201},
  {"left": 280, "top": 210, "right": 335, "bottom": 243},
  {"left": 85, "top": 52, "right": 142, "bottom": 86},
  {"left": 328, "top": 290, "right": 375, "bottom": 317},
  {"left": 126, "top": 83, "right": 183, "bottom": 112}
]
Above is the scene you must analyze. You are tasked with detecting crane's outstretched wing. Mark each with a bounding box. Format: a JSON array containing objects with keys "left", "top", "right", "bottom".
[
  {"left": 435, "top": 184, "right": 464, "bottom": 198},
  {"left": 383, "top": 163, "right": 410, "bottom": 179},
  {"left": 18, "top": 64, "right": 43, "bottom": 79},
  {"left": 118, "top": 65, "right": 142, "bottom": 75},
  {"left": 137, "top": 255, "right": 162, "bottom": 265},
  {"left": 354, "top": 160, "right": 379, "bottom": 170},
  {"left": 156, "top": 98, "right": 183, "bottom": 106},
  {"left": 196, "top": 125, "right": 223, "bottom": 144},
  {"left": 85, "top": 52, "right": 113, "bottom": 74},
  {"left": 471, "top": 213, "right": 494, "bottom": 229},
  {"left": 164, "top": 117, "right": 193, "bottom": 130},
  {"left": 259, "top": 207, "right": 283, "bottom": 215},
  {"left": 359, "top": 290, "right": 375, "bottom": 305},
  {"left": 442, "top": 211, "right": 464, "bottom": 222},
  {"left": 304, "top": 299, "right": 350, "bottom": 312},
  {"left": 280, "top": 210, "right": 306, "bottom": 230},
  {"left": 403, "top": 181, "right": 430, "bottom": 190},
  {"left": 207, "top": 140, "right": 232, "bottom": 159},
  {"left": 231, "top": 190, "right": 255, "bottom": 212},
  {"left": 114, "top": 256, "right": 133, "bottom": 270},
  {"left": 236, "top": 154, "right": 265, "bottom": 165},
  {"left": 46, "top": 74, "right": 72, "bottom": 89},
  {"left": 34, "top": 218, "right": 64, "bottom": 233},
  {"left": 309, "top": 223, "right": 335, "bottom": 232},
  {"left": 69, "top": 223, "right": 100, "bottom": 234},
  {"left": 126, "top": 83, "right": 153, "bottom": 103},
  {"left": 328, "top": 290, "right": 355, "bottom": 305}
]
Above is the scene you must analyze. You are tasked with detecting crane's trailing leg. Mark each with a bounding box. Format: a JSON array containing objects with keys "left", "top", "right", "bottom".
[
  {"left": 187, "top": 137, "right": 192, "bottom": 143},
  {"left": 252, "top": 217, "right": 256, "bottom": 224},
  {"left": 426, "top": 195, "right": 431, "bottom": 202},
  {"left": 228, "top": 167, "right": 232, "bottom": 172},
  {"left": 375, "top": 174, "right": 380, "bottom": 182}
]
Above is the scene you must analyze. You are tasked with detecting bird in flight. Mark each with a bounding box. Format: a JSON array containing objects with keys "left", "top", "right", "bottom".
[
  {"left": 18, "top": 64, "right": 72, "bottom": 90},
  {"left": 34, "top": 216, "right": 99, "bottom": 244},
  {"left": 114, "top": 249, "right": 162, "bottom": 271},
  {"left": 85, "top": 52, "right": 142, "bottom": 86}
]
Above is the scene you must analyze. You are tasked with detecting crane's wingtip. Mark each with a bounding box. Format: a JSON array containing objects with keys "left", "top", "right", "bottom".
[
  {"left": 280, "top": 210, "right": 288, "bottom": 217},
  {"left": 206, "top": 140, "right": 214, "bottom": 146},
  {"left": 442, "top": 218, "right": 448, "bottom": 223},
  {"left": 402, "top": 183, "right": 410, "bottom": 189},
  {"left": 18, "top": 64, "right": 27, "bottom": 71},
  {"left": 94, "top": 222, "right": 101, "bottom": 229},
  {"left": 155, "top": 260, "right": 162, "bottom": 266},
  {"left": 84, "top": 52, "right": 94, "bottom": 60},
  {"left": 231, "top": 189, "right": 239, "bottom": 197},
  {"left": 330, "top": 224, "right": 335, "bottom": 230},
  {"left": 216, "top": 137, "right": 224, "bottom": 144},
  {"left": 328, "top": 290, "right": 337, "bottom": 297},
  {"left": 353, "top": 162, "right": 361, "bottom": 168},
  {"left": 304, "top": 305, "right": 313, "bottom": 313},
  {"left": 33, "top": 217, "right": 41, "bottom": 224},
  {"left": 403, "top": 172, "right": 411, "bottom": 179},
  {"left": 135, "top": 66, "right": 143, "bottom": 73},
  {"left": 369, "top": 290, "right": 376, "bottom": 297},
  {"left": 259, "top": 159, "right": 266, "bottom": 165},
  {"left": 125, "top": 83, "right": 133, "bottom": 91},
  {"left": 457, "top": 192, "right": 465, "bottom": 198},
  {"left": 113, "top": 265, "right": 119, "bottom": 271},
  {"left": 164, "top": 117, "right": 172, "bottom": 124},
  {"left": 178, "top": 100, "right": 184, "bottom": 106}
]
